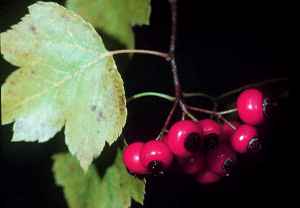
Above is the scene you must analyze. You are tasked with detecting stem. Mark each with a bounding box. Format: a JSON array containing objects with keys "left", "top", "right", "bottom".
[
  {"left": 179, "top": 101, "right": 198, "bottom": 121},
  {"left": 169, "top": 0, "right": 177, "bottom": 56},
  {"left": 186, "top": 105, "right": 237, "bottom": 117},
  {"left": 219, "top": 108, "right": 238, "bottom": 115},
  {"left": 168, "top": 0, "right": 182, "bottom": 99},
  {"left": 102, "top": 49, "right": 170, "bottom": 60},
  {"left": 219, "top": 117, "right": 237, "bottom": 130},
  {"left": 126, "top": 92, "right": 174, "bottom": 104},
  {"left": 186, "top": 105, "right": 237, "bottom": 130},
  {"left": 217, "top": 77, "right": 288, "bottom": 100},
  {"left": 186, "top": 105, "right": 218, "bottom": 116},
  {"left": 127, "top": 91, "right": 218, "bottom": 104},
  {"left": 170, "top": 58, "right": 182, "bottom": 98},
  {"left": 157, "top": 100, "right": 179, "bottom": 139},
  {"left": 183, "top": 92, "right": 216, "bottom": 103}
]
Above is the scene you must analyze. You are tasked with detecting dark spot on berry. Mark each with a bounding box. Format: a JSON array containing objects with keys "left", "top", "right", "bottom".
[
  {"left": 203, "top": 134, "right": 219, "bottom": 150},
  {"left": 223, "top": 159, "right": 234, "bottom": 176},
  {"left": 263, "top": 97, "right": 272, "bottom": 117},
  {"left": 148, "top": 160, "right": 164, "bottom": 175},
  {"left": 184, "top": 133, "right": 202, "bottom": 152},
  {"left": 248, "top": 137, "right": 262, "bottom": 153},
  {"left": 263, "top": 97, "right": 279, "bottom": 119}
]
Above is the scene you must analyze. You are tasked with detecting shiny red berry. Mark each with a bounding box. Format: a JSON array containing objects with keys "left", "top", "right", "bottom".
[
  {"left": 237, "top": 88, "right": 271, "bottom": 125},
  {"left": 178, "top": 154, "right": 205, "bottom": 175},
  {"left": 196, "top": 170, "right": 221, "bottom": 184},
  {"left": 123, "top": 142, "right": 148, "bottom": 175},
  {"left": 231, "top": 124, "right": 262, "bottom": 153},
  {"left": 167, "top": 120, "right": 203, "bottom": 158},
  {"left": 221, "top": 121, "right": 240, "bottom": 141},
  {"left": 140, "top": 140, "right": 173, "bottom": 174},
  {"left": 198, "top": 119, "right": 222, "bottom": 150},
  {"left": 207, "top": 144, "right": 237, "bottom": 176}
]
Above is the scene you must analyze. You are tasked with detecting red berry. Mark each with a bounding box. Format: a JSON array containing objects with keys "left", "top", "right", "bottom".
[
  {"left": 178, "top": 154, "right": 205, "bottom": 175},
  {"left": 167, "top": 120, "right": 203, "bottom": 158},
  {"left": 198, "top": 119, "right": 222, "bottom": 150},
  {"left": 123, "top": 142, "right": 148, "bottom": 175},
  {"left": 237, "top": 88, "right": 268, "bottom": 125},
  {"left": 196, "top": 170, "right": 221, "bottom": 184},
  {"left": 221, "top": 121, "right": 240, "bottom": 141},
  {"left": 140, "top": 140, "right": 173, "bottom": 174},
  {"left": 231, "top": 124, "right": 262, "bottom": 153},
  {"left": 207, "top": 144, "right": 237, "bottom": 176}
]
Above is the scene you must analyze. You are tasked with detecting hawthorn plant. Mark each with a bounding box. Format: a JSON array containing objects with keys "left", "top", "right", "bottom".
[{"left": 0, "top": 0, "right": 288, "bottom": 207}]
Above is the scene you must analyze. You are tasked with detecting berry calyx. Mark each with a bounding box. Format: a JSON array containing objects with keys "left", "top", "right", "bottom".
[
  {"left": 140, "top": 140, "right": 173, "bottom": 174},
  {"left": 198, "top": 119, "right": 222, "bottom": 150},
  {"left": 178, "top": 154, "right": 205, "bottom": 175},
  {"left": 237, "top": 88, "right": 271, "bottom": 125},
  {"left": 207, "top": 144, "right": 237, "bottom": 176},
  {"left": 167, "top": 120, "right": 203, "bottom": 158},
  {"left": 196, "top": 170, "right": 221, "bottom": 184},
  {"left": 123, "top": 142, "right": 148, "bottom": 175},
  {"left": 231, "top": 124, "right": 262, "bottom": 153}
]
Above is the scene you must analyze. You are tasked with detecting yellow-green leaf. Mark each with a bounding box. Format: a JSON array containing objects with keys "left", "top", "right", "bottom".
[
  {"left": 66, "top": 0, "right": 151, "bottom": 49},
  {"left": 53, "top": 149, "right": 145, "bottom": 208},
  {"left": 0, "top": 2, "right": 127, "bottom": 170}
]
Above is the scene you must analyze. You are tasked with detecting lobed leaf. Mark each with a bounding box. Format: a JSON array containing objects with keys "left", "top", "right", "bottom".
[
  {"left": 66, "top": 0, "right": 151, "bottom": 49},
  {"left": 53, "top": 149, "right": 145, "bottom": 208},
  {"left": 0, "top": 2, "right": 127, "bottom": 170}
]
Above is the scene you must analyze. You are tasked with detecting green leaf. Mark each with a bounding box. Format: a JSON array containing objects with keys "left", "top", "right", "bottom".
[
  {"left": 66, "top": 0, "right": 151, "bottom": 49},
  {"left": 0, "top": 2, "right": 127, "bottom": 170},
  {"left": 53, "top": 149, "right": 145, "bottom": 208}
]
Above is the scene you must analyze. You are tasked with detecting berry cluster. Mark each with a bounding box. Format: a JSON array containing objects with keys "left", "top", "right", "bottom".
[{"left": 123, "top": 89, "right": 272, "bottom": 184}]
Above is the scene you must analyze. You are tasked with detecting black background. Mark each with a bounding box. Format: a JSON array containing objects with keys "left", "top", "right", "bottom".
[{"left": 1, "top": 0, "right": 289, "bottom": 207}]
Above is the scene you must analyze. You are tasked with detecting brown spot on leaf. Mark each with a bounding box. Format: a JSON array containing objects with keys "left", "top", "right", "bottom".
[
  {"left": 68, "top": 164, "right": 76, "bottom": 172},
  {"left": 90, "top": 105, "right": 97, "bottom": 112},
  {"left": 9, "top": 80, "right": 16, "bottom": 85},
  {"left": 29, "top": 25, "right": 37, "bottom": 34},
  {"left": 60, "top": 12, "right": 71, "bottom": 21},
  {"left": 96, "top": 111, "right": 104, "bottom": 122}
]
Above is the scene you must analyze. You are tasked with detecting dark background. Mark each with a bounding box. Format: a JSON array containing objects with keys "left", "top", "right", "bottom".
[{"left": 1, "top": 0, "right": 289, "bottom": 207}]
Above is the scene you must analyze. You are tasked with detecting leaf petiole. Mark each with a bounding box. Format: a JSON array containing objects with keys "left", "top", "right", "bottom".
[{"left": 102, "top": 49, "right": 170, "bottom": 60}]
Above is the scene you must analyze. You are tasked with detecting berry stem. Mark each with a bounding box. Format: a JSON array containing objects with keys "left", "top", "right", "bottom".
[
  {"left": 219, "top": 117, "right": 237, "bottom": 130},
  {"left": 217, "top": 77, "right": 288, "bottom": 100},
  {"left": 183, "top": 92, "right": 216, "bottom": 103},
  {"left": 186, "top": 105, "right": 217, "bottom": 116},
  {"left": 157, "top": 99, "right": 179, "bottom": 139},
  {"left": 186, "top": 105, "right": 237, "bottom": 130},
  {"left": 186, "top": 105, "right": 237, "bottom": 117},
  {"left": 179, "top": 101, "right": 198, "bottom": 121},
  {"left": 127, "top": 92, "right": 237, "bottom": 116},
  {"left": 219, "top": 108, "right": 238, "bottom": 115}
]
